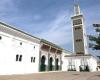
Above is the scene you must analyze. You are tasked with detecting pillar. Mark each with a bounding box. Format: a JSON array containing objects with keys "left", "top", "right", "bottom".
[
  {"left": 59, "top": 54, "right": 62, "bottom": 70},
  {"left": 46, "top": 46, "right": 51, "bottom": 71},
  {"left": 54, "top": 50, "right": 57, "bottom": 71}
]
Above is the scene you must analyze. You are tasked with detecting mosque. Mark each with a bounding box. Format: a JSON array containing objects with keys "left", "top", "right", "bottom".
[{"left": 0, "top": 4, "right": 99, "bottom": 75}]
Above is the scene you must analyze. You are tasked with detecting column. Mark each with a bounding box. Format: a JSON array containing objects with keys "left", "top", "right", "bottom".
[
  {"left": 39, "top": 50, "right": 41, "bottom": 72},
  {"left": 59, "top": 53, "right": 62, "bottom": 70},
  {"left": 46, "top": 46, "right": 51, "bottom": 71},
  {"left": 39, "top": 44, "right": 43, "bottom": 72},
  {"left": 54, "top": 50, "right": 57, "bottom": 71}
]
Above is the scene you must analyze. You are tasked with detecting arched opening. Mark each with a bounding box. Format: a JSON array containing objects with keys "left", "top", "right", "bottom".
[
  {"left": 55, "top": 58, "right": 59, "bottom": 70},
  {"left": 40, "top": 56, "right": 46, "bottom": 71},
  {"left": 49, "top": 57, "right": 53, "bottom": 71}
]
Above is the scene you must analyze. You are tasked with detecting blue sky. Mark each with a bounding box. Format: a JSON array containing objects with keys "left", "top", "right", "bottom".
[{"left": 0, "top": 0, "right": 100, "bottom": 55}]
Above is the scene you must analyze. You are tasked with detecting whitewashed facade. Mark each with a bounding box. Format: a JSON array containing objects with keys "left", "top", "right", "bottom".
[
  {"left": 0, "top": 22, "right": 40, "bottom": 75},
  {"left": 0, "top": 22, "right": 63, "bottom": 75},
  {"left": 0, "top": 4, "right": 99, "bottom": 75},
  {"left": 62, "top": 50, "right": 72, "bottom": 71},
  {"left": 62, "top": 54, "right": 97, "bottom": 72}
]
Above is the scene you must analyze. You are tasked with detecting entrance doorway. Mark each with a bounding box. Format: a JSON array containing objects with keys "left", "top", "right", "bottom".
[
  {"left": 49, "top": 57, "right": 53, "bottom": 71},
  {"left": 55, "top": 58, "right": 59, "bottom": 70},
  {"left": 40, "top": 56, "right": 46, "bottom": 71}
]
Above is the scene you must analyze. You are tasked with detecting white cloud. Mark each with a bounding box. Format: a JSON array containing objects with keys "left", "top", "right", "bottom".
[{"left": 36, "top": 11, "right": 72, "bottom": 46}]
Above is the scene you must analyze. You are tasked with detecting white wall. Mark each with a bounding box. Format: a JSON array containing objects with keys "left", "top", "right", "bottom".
[
  {"left": 75, "top": 59, "right": 81, "bottom": 71},
  {"left": 62, "top": 55, "right": 97, "bottom": 72},
  {"left": 62, "top": 51, "right": 71, "bottom": 71},
  {"left": 0, "top": 31, "right": 40, "bottom": 75},
  {"left": 88, "top": 56, "right": 97, "bottom": 72}
]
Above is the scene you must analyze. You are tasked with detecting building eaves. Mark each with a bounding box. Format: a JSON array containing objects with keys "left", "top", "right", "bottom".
[
  {"left": 0, "top": 21, "right": 41, "bottom": 41},
  {"left": 41, "top": 39, "right": 62, "bottom": 50},
  {"left": 0, "top": 21, "right": 73, "bottom": 52},
  {"left": 64, "top": 54, "right": 92, "bottom": 57},
  {"left": 63, "top": 49, "right": 73, "bottom": 54}
]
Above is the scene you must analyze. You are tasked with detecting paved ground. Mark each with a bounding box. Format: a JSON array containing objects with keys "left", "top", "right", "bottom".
[{"left": 0, "top": 71, "right": 100, "bottom": 80}]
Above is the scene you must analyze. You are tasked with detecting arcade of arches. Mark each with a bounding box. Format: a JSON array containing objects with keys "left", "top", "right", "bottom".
[{"left": 39, "top": 43, "right": 62, "bottom": 72}]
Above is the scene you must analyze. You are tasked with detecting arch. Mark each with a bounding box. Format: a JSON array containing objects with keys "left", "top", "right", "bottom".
[
  {"left": 55, "top": 58, "right": 59, "bottom": 70},
  {"left": 40, "top": 55, "right": 46, "bottom": 71},
  {"left": 49, "top": 57, "right": 53, "bottom": 71}
]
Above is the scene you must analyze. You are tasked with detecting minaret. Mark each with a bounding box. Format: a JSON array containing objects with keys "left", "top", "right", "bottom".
[{"left": 71, "top": 4, "right": 88, "bottom": 55}]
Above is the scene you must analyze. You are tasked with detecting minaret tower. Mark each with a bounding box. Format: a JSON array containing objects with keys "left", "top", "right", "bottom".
[{"left": 71, "top": 4, "right": 88, "bottom": 55}]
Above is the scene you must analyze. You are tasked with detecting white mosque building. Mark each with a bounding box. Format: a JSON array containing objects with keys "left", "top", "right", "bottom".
[{"left": 0, "top": 4, "right": 99, "bottom": 75}]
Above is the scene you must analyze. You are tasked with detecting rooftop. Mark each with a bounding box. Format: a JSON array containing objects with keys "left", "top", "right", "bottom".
[{"left": 0, "top": 21, "right": 64, "bottom": 50}]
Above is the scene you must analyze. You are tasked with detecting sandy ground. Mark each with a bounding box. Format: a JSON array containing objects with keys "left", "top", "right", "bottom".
[{"left": 0, "top": 71, "right": 100, "bottom": 80}]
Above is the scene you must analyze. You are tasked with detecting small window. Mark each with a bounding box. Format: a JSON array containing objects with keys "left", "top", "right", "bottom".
[
  {"left": 16, "top": 54, "right": 19, "bottom": 61},
  {"left": 76, "top": 52, "right": 84, "bottom": 54},
  {"left": 31, "top": 57, "right": 35, "bottom": 63},
  {"left": 19, "top": 55, "right": 22, "bottom": 61},
  {"left": 34, "top": 46, "right": 35, "bottom": 49},
  {"left": 75, "top": 27, "right": 81, "bottom": 30},
  {"left": 0, "top": 36, "right": 2, "bottom": 40},
  {"left": 31, "top": 57, "right": 33, "bottom": 62},
  {"left": 20, "top": 42, "right": 22, "bottom": 45},
  {"left": 76, "top": 39, "right": 82, "bottom": 42},
  {"left": 33, "top": 57, "right": 35, "bottom": 62},
  {"left": 73, "top": 19, "right": 82, "bottom": 25},
  {"left": 16, "top": 54, "right": 22, "bottom": 62}
]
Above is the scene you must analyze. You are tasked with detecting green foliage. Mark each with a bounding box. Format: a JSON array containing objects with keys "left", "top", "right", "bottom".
[
  {"left": 89, "top": 35, "right": 100, "bottom": 50},
  {"left": 89, "top": 25, "right": 100, "bottom": 50}
]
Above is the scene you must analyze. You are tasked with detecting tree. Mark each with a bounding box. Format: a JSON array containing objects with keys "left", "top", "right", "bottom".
[{"left": 89, "top": 24, "right": 100, "bottom": 50}]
